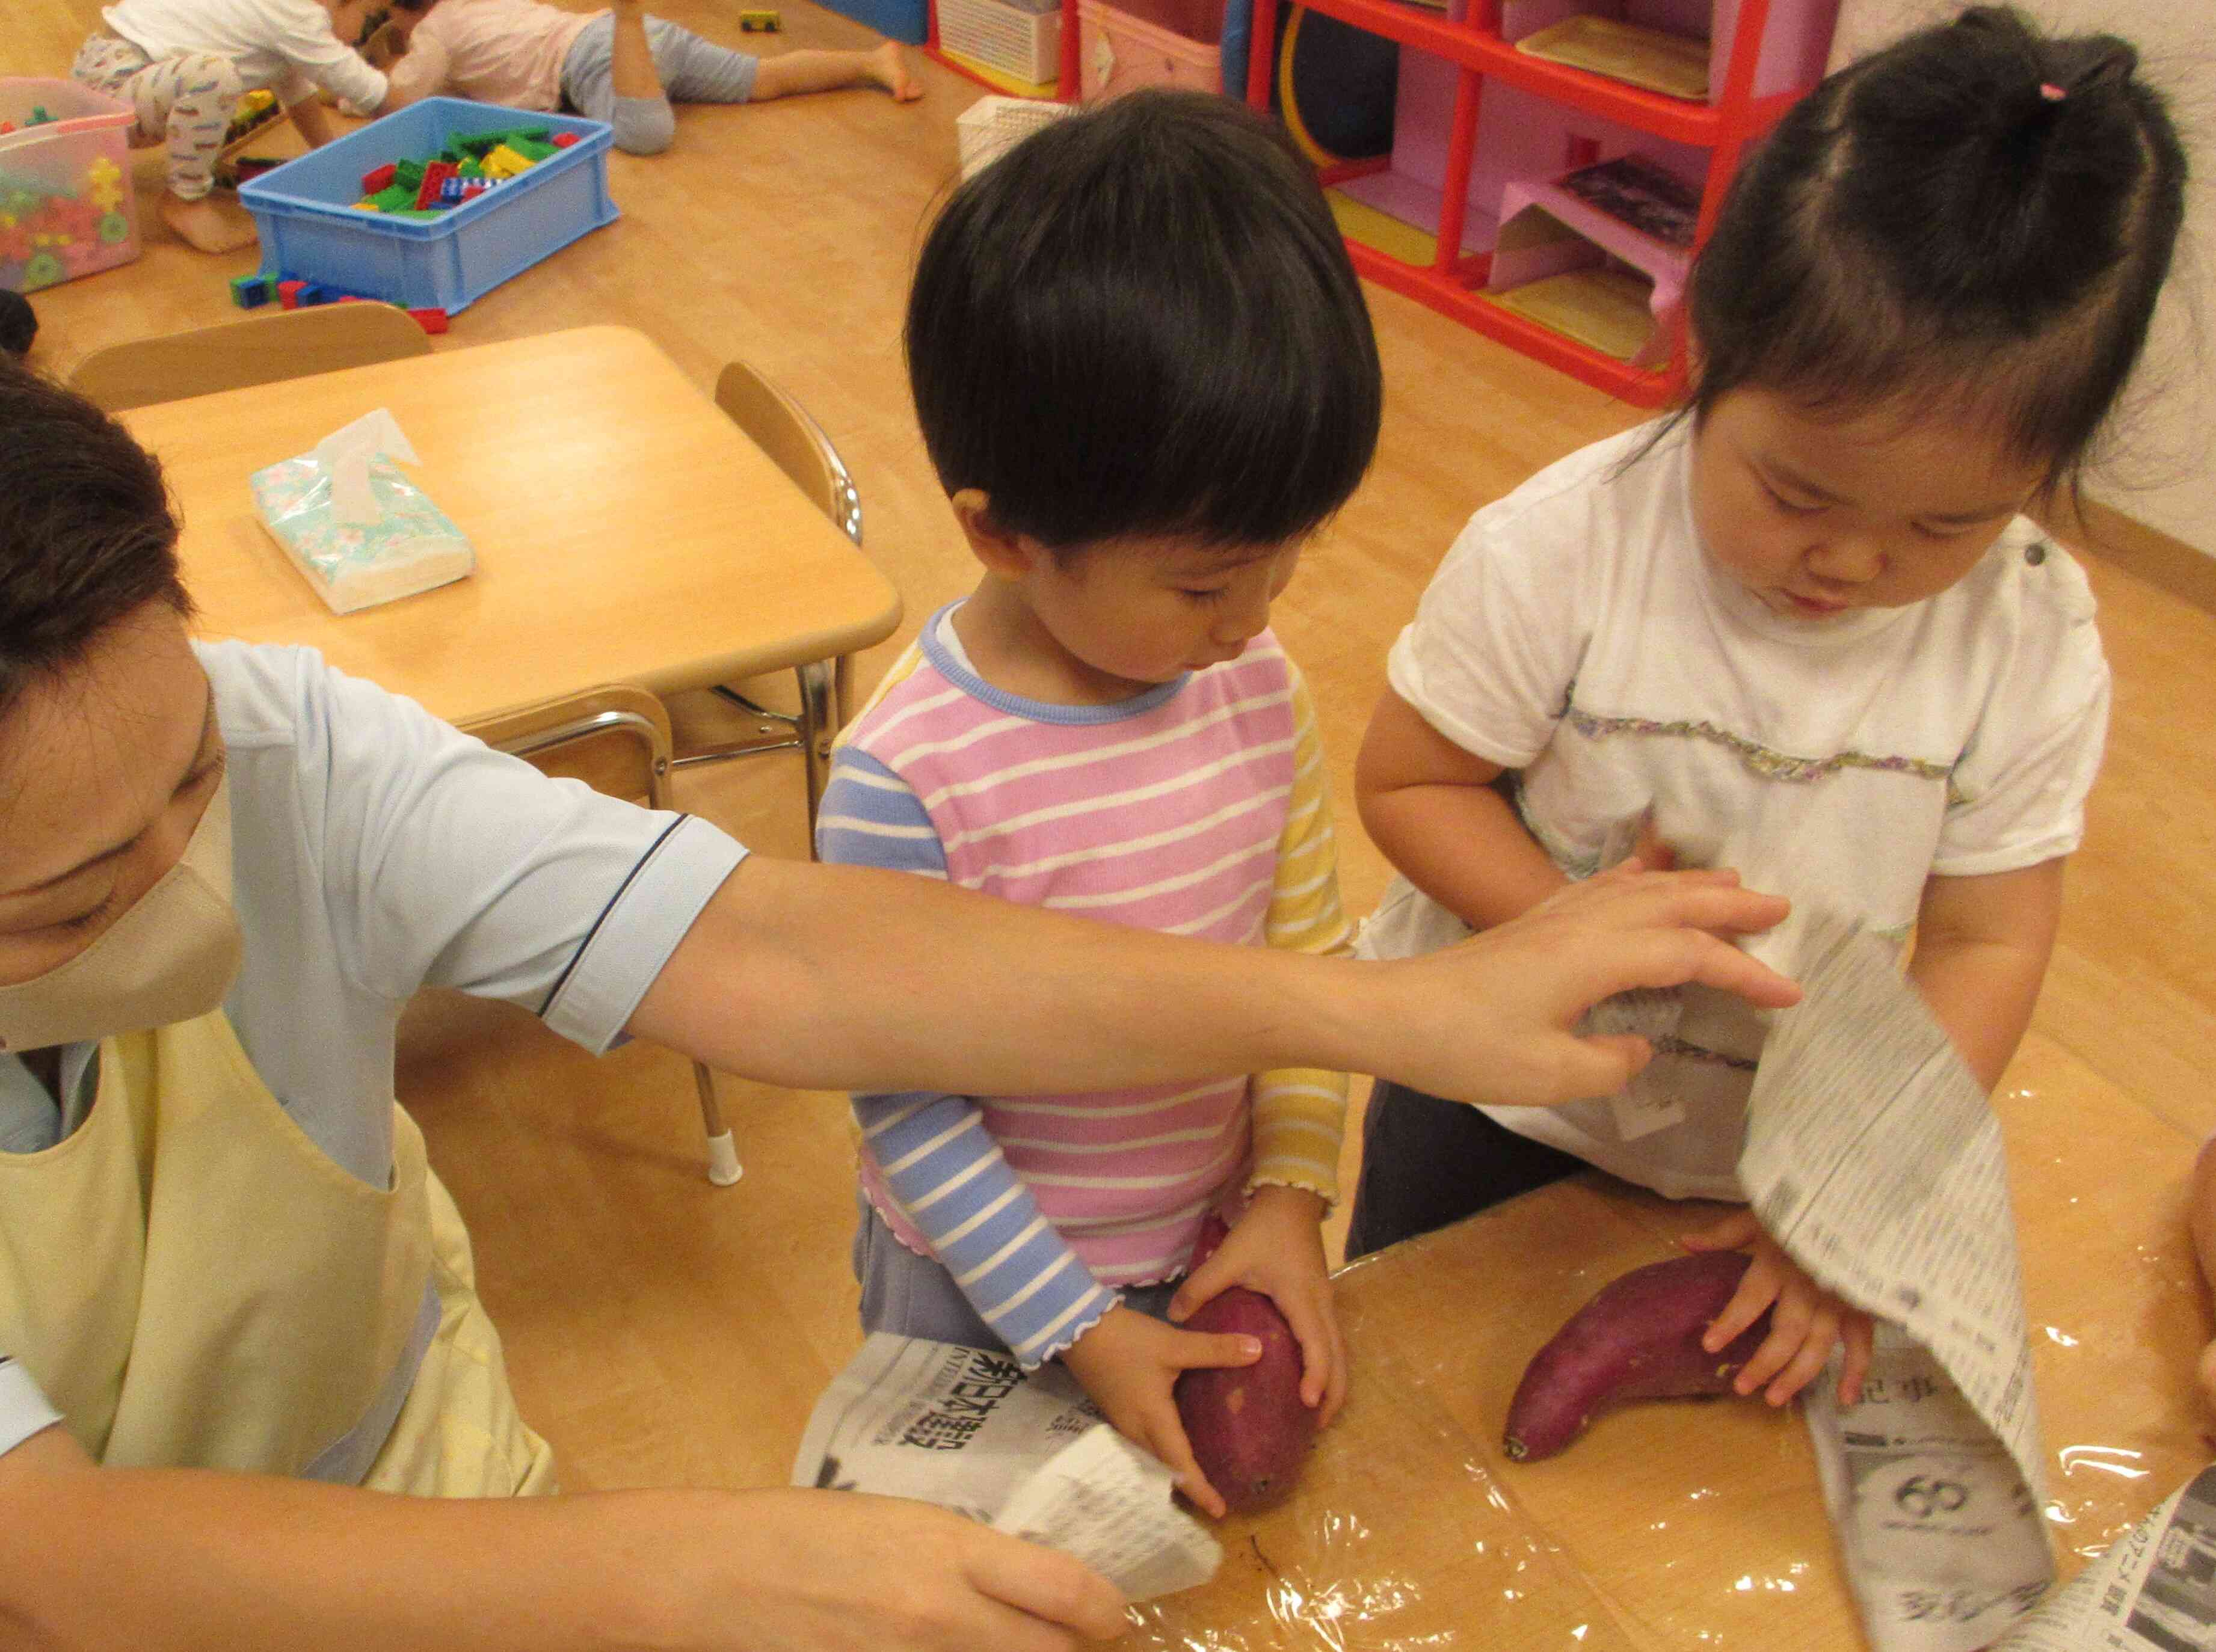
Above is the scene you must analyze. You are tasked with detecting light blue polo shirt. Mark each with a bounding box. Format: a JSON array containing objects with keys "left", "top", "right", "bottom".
[{"left": 0, "top": 640, "right": 746, "bottom": 1464}]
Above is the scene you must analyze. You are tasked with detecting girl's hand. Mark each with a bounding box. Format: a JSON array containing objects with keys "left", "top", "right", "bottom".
[
  {"left": 1684, "top": 1209, "right": 1874, "bottom": 1408},
  {"left": 1168, "top": 1187, "right": 1349, "bottom": 1425},
  {"left": 1058, "top": 1306, "right": 1260, "bottom": 1518}
]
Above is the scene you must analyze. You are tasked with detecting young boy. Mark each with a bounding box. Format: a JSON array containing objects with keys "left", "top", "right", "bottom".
[
  {"left": 75, "top": 0, "right": 408, "bottom": 252},
  {"left": 817, "top": 91, "right": 1381, "bottom": 1515},
  {"left": 381, "top": 0, "right": 919, "bottom": 157}
]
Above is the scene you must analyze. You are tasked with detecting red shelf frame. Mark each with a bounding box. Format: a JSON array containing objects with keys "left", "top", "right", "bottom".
[{"left": 1249, "top": 0, "right": 1814, "bottom": 405}]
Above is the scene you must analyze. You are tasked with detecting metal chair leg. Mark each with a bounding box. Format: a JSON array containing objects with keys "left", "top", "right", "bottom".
[
  {"left": 796, "top": 658, "right": 836, "bottom": 852},
  {"left": 696, "top": 1060, "right": 742, "bottom": 1187}
]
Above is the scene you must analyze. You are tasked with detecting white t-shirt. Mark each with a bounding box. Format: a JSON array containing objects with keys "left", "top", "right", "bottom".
[
  {"left": 1359, "top": 422, "right": 2110, "bottom": 1200},
  {"left": 103, "top": 0, "right": 388, "bottom": 109}
]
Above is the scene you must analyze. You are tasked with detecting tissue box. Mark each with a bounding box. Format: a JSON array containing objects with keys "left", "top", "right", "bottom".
[{"left": 250, "top": 453, "right": 474, "bottom": 613}]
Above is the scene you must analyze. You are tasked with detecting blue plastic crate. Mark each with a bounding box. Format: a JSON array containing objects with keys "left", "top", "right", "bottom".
[{"left": 239, "top": 99, "right": 617, "bottom": 313}]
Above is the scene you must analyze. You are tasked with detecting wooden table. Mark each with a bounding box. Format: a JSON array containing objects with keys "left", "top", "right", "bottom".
[
  {"left": 1131, "top": 1050, "right": 2211, "bottom": 1650},
  {"left": 121, "top": 325, "right": 903, "bottom": 800}
]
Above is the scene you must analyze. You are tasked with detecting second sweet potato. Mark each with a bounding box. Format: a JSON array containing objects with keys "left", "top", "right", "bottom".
[{"left": 1502, "top": 1250, "right": 1773, "bottom": 1463}]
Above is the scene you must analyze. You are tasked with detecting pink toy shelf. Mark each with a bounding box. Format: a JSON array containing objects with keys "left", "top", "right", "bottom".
[{"left": 1247, "top": 0, "right": 1839, "bottom": 404}]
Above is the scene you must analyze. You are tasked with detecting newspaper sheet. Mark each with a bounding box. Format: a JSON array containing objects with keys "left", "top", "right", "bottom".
[
  {"left": 1993, "top": 1463, "right": 2216, "bottom": 1650},
  {"left": 1740, "top": 908, "right": 2054, "bottom": 1650},
  {"left": 792, "top": 1332, "right": 1222, "bottom": 1602}
]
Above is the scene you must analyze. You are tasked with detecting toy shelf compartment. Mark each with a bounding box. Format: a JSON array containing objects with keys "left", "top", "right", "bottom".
[
  {"left": 1251, "top": 0, "right": 1839, "bottom": 404},
  {"left": 238, "top": 98, "right": 617, "bottom": 314}
]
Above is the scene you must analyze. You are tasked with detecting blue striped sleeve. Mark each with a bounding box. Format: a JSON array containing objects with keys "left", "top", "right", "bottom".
[
  {"left": 818, "top": 747, "right": 1116, "bottom": 1367},
  {"left": 0, "top": 1354, "right": 61, "bottom": 1458},
  {"left": 855, "top": 1091, "right": 1117, "bottom": 1369},
  {"left": 814, "top": 748, "right": 950, "bottom": 877}
]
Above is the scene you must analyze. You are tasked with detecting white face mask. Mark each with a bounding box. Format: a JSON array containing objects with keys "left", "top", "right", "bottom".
[{"left": 0, "top": 775, "right": 244, "bottom": 1053}]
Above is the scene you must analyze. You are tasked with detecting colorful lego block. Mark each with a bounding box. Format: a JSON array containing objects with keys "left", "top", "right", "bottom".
[
  {"left": 413, "top": 159, "right": 458, "bottom": 210},
  {"left": 739, "top": 10, "right": 783, "bottom": 29},
  {"left": 551, "top": 131, "right": 580, "bottom": 147},
  {"left": 229, "top": 271, "right": 275, "bottom": 308},
  {"left": 277, "top": 278, "right": 307, "bottom": 309},
  {"left": 360, "top": 162, "right": 398, "bottom": 194},
  {"left": 478, "top": 144, "right": 533, "bottom": 180},
  {"left": 407, "top": 306, "right": 450, "bottom": 334}
]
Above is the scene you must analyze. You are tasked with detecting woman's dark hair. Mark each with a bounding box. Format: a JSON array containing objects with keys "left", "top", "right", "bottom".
[
  {"left": 0, "top": 364, "right": 186, "bottom": 717},
  {"left": 1681, "top": 5, "right": 2188, "bottom": 503},
  {"left": 906, "top": 88, "right": 1383, "bottom": 553}
]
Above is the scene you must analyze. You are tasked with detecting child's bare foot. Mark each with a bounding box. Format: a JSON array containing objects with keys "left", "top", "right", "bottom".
[
  {"left": 868, "top": 41, "right": 923, "bottom": 102},
  {"left": 162, "top": 192, "right": 259, "bottom": 254}
]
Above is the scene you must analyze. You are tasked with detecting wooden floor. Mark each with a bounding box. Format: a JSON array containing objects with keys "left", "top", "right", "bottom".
[{"left": 9, "top": 0, "right": 2215, "bottom": 1503}]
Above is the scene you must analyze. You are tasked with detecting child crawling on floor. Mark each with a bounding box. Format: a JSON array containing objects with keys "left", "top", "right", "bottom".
[
  {"left": 74, "top": 0, "right": 411, "bottom": 253},
  {"left": 380, "top": 0, "right": 920, "bottom": 156}
]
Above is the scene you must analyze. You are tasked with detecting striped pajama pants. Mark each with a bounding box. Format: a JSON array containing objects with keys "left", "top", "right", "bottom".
[{"left": 73, "top": 35, "right": 244, "bottom": 201}]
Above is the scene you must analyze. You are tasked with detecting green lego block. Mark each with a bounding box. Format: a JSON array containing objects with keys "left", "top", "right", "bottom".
[
  {"left": 395, "top": 158, "right": 426, "bottom": 189},
  {"left": 509, "top": 136, "right": 558, "bottom": 163},
  {"left": 366, "top": 182, "right": 417, "bottom": 212}
]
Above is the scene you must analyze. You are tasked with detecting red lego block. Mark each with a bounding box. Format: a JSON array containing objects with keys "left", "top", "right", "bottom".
[
  {"left": 413, "top": 159, "right": 458, "bottom": 211},
  {"left": 551, "top": 131, "right": 579, "bottom": 147},
  {"left": 277, "top": 278, "right": 307, "bottom": 310},
  {"left": 360, "top": 161, "right": 398, "bottom": 194},
  {"left": 407, "top": 307, "right": 450, "bottom": 335}
]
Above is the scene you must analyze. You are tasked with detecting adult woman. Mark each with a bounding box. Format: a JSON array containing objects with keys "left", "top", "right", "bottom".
[{"left": 0, "top": 366, "right": 1796, "bottom": 1651}]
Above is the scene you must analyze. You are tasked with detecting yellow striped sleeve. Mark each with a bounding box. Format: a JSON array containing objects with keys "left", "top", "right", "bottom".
[
  {"left": 830, "top": 637, "right": 932, "bottom": 753},
  {"left": 1249, "top": 660, "right": 1353, "bottom": 1203}
]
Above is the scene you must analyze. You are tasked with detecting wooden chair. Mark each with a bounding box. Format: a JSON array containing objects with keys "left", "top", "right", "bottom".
[
  {"left": 67, "top": 303, "right": 432, "bottom": 414},
  {"left": 677, "top": 362, "right": 868, "bottom": 846},
  {"left": 461, "top": 687, "right": 743, "bottom": 1187}
]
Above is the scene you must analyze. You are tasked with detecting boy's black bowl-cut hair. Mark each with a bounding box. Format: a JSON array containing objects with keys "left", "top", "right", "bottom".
[{"left": 906, "top": 88, "right": 1383, "bottom": 555}]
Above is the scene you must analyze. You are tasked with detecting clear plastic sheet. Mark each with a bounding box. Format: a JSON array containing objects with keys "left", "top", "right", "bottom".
[{"left": 1124, "top": 1058, "right": 2208, "bottom": 1650}]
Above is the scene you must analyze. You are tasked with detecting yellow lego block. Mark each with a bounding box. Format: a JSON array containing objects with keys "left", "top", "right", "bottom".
[
  {"left": 478, "top": 143, "right": 532, "bottom": 179},
  {"left": 86, "top": 155, "right": 120, "bottom": 185}
]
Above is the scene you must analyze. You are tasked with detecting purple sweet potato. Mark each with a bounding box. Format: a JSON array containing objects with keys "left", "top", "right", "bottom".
[
  {"left": 1172, "top": 1215, "right": 1316, "bottom": 1512},
  {"left": 1501, "top": 1251, "right": 1772, "bottom": 1463}
]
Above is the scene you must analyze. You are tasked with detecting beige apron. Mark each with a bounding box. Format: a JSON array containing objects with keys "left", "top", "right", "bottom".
[{"left": 0, "top": 1006, "right": 555, "bottom": 1496}]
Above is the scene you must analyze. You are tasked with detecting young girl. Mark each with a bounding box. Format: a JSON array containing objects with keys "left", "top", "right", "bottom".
[
  {"left": 1346, "top": 5, "right": 2188, "bottom": 1412},
  {"left": 816, "top": 90, "right": 1381, "bottom": 1517},
  {"left": 380, "top": 0, "right": 918, "bottom": 160},
  {"left": 73, "top": 0, "right": 406, "bottom": 253}
]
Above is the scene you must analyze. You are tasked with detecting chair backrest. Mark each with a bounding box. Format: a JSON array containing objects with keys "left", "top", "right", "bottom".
[
  {"left": 459, "top": 685, "right": 674, "bottom": 811},
  {"left": 712, "top": 361, "right": 863, "bottom": 545},
  {"left": 67, "top": 302, "right": 432, "bottom": 413}
]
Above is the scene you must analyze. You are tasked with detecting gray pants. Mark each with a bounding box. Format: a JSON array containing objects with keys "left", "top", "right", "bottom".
[
  {"left": 854, "top": 1199, "right": 1178, "bottom": 1355},
  {"left": 559, "top": 14, "right": 757, "bottom": 155}
]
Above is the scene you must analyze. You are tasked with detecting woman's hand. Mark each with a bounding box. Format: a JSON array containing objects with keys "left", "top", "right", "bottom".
[
  {"left": 1684, "top": 1209, "right": 1874, "bottom": 1407},
  {"left": 1058, "top": 1306, "right": 1261, "bottom": 1518},
  {"left": 1373, "top": 865, "right": 1799, "bottom": 1110},
  {"left": 1169, "top": 1188, "right": 1347, "bottom": 1425}
]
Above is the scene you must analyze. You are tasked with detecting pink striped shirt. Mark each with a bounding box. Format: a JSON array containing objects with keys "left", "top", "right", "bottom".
[{"left": 819, "top": 609, "right": 1349, "bottom": 1363}]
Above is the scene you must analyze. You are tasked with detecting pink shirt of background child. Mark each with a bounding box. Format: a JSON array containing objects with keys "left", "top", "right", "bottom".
[{"left": 386, "top": 0, "right": 600, "bottom": 110}]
